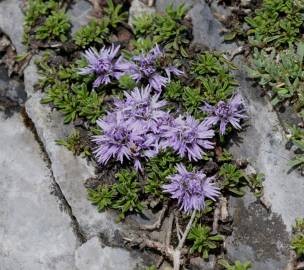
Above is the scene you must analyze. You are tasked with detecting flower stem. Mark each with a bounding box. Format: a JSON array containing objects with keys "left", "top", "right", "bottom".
[{"left": 172, "top": 210, "right": 197, "bottom": 270}]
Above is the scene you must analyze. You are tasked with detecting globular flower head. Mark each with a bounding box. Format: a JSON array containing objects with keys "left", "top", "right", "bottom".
[
  {"left": 92, "top": 111, "right": 158, "bottom": 171},
  {"left": 114, "top": 86, "right": 168, "bottom": 134},
  {"left": 163, "top": 164, "right": 220, "bottom": 213},
  {"left": 78, "top": 45, "right": 130, "bottom": 88},
  {"left": 202, "top": 94, "right": 247, "bottom": 135},
  {"left": 161, "top": 115, "right": 215, "bottom": 161},
  {"left": 129, "top": 45, "right": 183, "bottom": 92}
]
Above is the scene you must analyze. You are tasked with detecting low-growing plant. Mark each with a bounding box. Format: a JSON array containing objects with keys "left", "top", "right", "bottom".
[
  {"left": 144, "top": 150, "right": 181, "bottom": 200},
  {"left": 191, "top": 52, "right": 238, "bottom": 104},
  {"left": 218, "top": 259, "right": 252, "bottom": 270},
  {"left": 42, "top": 82, "right": 105, "bottom": 124},
  {"left": 187, "top": 224, "right": 222, "bottom": 259},
  {"left": 219, "top": 163, "right": 246, "bottom": 196},
  {"left": 291, "top": 218, "right": 304, "bottom": 257},
  {"left": 245, "top": 0, "right": 304, "bottom": 48},
  {"left": 56, "top": 129, "right": 90, "bottom": 157},
  {"left": 118, "top": 74, "right": 136, "bottom": 90},
  {"left": 132, "top": 4, "right": 191, "bottom": 57},
  {"left": 247, "top": 43, "right": 304, "bottom": 110},
  {"left": 164, "top": 80, "right": 184, "bottom": 102},
  {"left": 287, "top": 126, "right": 304, "bottom": 169},
  {"left": 182, "top": 87, "right": 203, "bottom": 118},
  {"left": 87, "top": 185, "right": 117, "bottom": 212},
  {"left": 104, "top": 0, "right": 128, "bottom": 28},
  {"left": 88, "top": 169, "right": 144, "bottom": 220},
  {"left": 74, "top": 19, "right": 110, "bottom": 48},
  {"left": 23, "top": 0, "right": 60, "bottom": 44},
  {"left": 244, "top": 173, "right": 264, "bottom": 198},
  {"left": 35, "top": 10, "right": 70, "bottom": 42},
  {"left": 291, "top": 234, "right": 304, "bottom": 257}
]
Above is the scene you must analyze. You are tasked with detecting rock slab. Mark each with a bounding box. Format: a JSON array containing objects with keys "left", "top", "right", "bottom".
[{"left": 0, "top": 112, "right": 77, "bottom": 270}]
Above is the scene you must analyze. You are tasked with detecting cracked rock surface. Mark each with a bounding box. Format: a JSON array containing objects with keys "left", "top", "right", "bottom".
[
  {"left": 0, "top": 110, "right": 77, "bottom": 269},
  {"left": 1, "top": 0, "right": 304, "bottom": 269},
  {"left": 0, "top": 0, "right": 147, "bottom": 269}
]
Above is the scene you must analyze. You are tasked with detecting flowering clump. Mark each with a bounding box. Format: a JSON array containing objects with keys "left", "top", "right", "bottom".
[
  {"left": 163, "top": 164, "right": 220, "bottom": 213},
  {"left": 202, "top": 94, "right": 247, "bottom": 135},
  {"left": 93, "top": 111, "right": 158, "bottom": 171},
  {"left": 161, "top": 115, "right": 214, "bottom": 161},
  {"left": 129, "top": 45, "right": 183, "bottom": 92},
  {"left": 78, "top": 45, "right": 130, "bottom": 88},
  {"left": 114, "top": 86, "right": 168, "bottom": 134}
]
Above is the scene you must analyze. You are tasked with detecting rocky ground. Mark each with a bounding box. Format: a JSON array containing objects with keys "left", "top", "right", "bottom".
[{"left": 0, "top": 0, "right": 303, "bottom": 269}]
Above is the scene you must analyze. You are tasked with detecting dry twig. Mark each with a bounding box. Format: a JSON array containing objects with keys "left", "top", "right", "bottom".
[{"left": 125, "top": 210, "right": 197, "bottom": 270}]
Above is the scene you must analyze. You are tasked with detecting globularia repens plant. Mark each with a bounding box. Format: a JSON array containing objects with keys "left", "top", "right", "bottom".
[{"left": 31, "top": 1, "right": 254, "bottom": 268}]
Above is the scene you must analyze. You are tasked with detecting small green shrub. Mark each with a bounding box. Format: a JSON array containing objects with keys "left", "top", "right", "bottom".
[
  {"left": 56, "top": 129, "right": 90, "bottom": 157},
  {"left": 187, "top": 224, "right": 222, "bottom": 259},
  {"left": 291, "top": 234, "right": 304, "bottom": 257},
  {"left": 88, "top": 185, "right": 117, "bottom": 212},
  {"left": 244, "top": 173, "right": 264, "bottom": 198},
  {"left": 245, "top": 0, "right": 304, "bottom": 48},
  {"left": 104, "top": 0, "right": 128, "bottom": 28},
  {"left": 219, "top": 163, "right": 246, "bottom": 196},
  {"left": 23, "top": 0, "right": 59, "bottom": 44},
  {"left": 191, "top": 52, "right": 238, "bottom": 104},
  {"left": 132, "top": 4, "right": 191, "bottom": 56},
  {"left": 218, "top": 259, "right": 252, "bottom": 270},
  {"left": 88, "top": 169, "right": 144, "bottom": 220},
  {"left": 42, "top": 82, "right": 104, "bottom": 124},
  {"left": 74, "top": 19, "right": 110, "bottom": 48},
  {"left": 144, "top": 150, "right": 181, "bottom": 199},
  {"left": 36, "top": 10, "right": 70, "bottom": 42},
  {"left": 182, "top": 87, "right": 203, "bottom": 118},
  {"left": 291, "top": 218, "right": 304, "bottom": 257},
  {"left": 247, "top": 43, "right": 304, "bottom": 109}
]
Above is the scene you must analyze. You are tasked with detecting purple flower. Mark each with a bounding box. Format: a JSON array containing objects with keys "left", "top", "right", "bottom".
[
  {"left": 202, "top": 94, "right": 247, "bottom": 135},
  {"left": 78, "top": 45, "right": 130, "bottom": 88},
  {"left": 129, "top": 45, "right": 183, "bottom": 92},
  {"left": 161, "top": 115, "right": 215, "bottom": 161},
  {"left": 93, "top": 111, "right": 158, "bottom": 171},
  {"left": 114, "top": 86, "right": 168, "bottom": 133},
  {"left": 163, "top": 164, "right": 220, "bottom": 213}
]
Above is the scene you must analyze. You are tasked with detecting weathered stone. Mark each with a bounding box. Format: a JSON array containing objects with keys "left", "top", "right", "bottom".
[
  {"left": 68, "top": 0, "right": 93, "bottom": 35},
  {"left": 0, "top": 112, "right": 77, "bottom": 270},
  {"left": 155, "top": 0, "right": 194, "bottom": 12},
  {"left": 230, "top": 65, "right": 304, "bottom": 232},
  {"left": 0, "top": 0, "right": 26, "bottom": 54},
  {"left": 128, "top": 0, "right": 156, "bottom": 27},
  {"left": 225, "top": 193, "right": 290, "bottom": 270},
  {"left": 190, "top": 255, "right": 216, "bottom": 270},
  {"left": 75, "top": 237, "right": 143, "bottom": 270},
  {"left": 189, "top": 1, "right": 236, "bottom": 52},
  {"left": 23, "top": 58, "right": 121, "bottom": 240}
]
